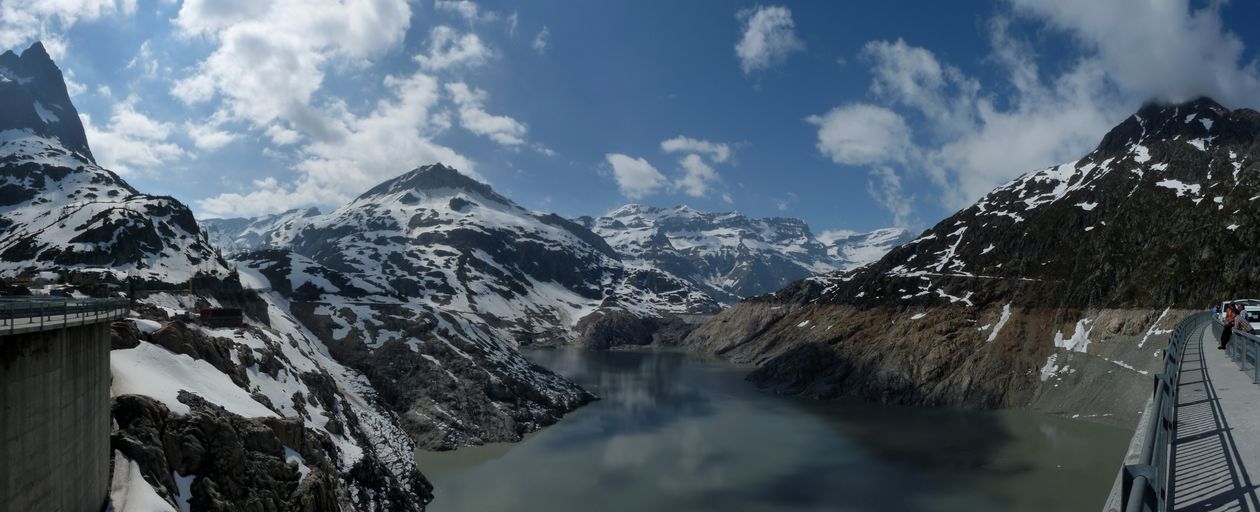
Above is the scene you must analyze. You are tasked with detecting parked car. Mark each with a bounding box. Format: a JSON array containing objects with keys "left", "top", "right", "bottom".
[{"left": 1220, "top": 299, "right": 1260, "bottom": 324}]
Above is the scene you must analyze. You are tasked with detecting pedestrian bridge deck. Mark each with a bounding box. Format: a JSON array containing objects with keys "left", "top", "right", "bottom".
[{"left": 1168, "top": 321, "right": 1260, "bottom": 511}]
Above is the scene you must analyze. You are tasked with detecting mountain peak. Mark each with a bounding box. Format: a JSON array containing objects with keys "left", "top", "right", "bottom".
[
  {"left": 357, "top": 163, "right": 510, "bottom": 204},
  {"left": 0, "top": 40, "right": 94, "bottom": 162},
  {"left": 1096, "top": 96, "right": 1259, "bottom": 153},
  {"left": 19, "top": 41, "right": 52, "bottom": 65}
]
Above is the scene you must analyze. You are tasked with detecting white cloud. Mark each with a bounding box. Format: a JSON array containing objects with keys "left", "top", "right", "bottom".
[
  {"left": 532, "top": 26, "right": 549, "bottom": 55},
  {"left": 80, "top": 96, "right": 186, "bottom": 176},
  {"left": 675, "top": 154, "right": 719, "bottom": 197},
  {"left": 0, "top": 0, "right": 136, "bottom": 57},
  {"left": 862, "top": 38, "right": 979, "bottom": 133},
  {"left": 1006, "top": 0, "right": 1260, "bottom": 107},
  {"left": 806, "top": 104, "right": 913, "bottom": 166},
  {"left": 867, "top": 167, "right": 913, "bottom": 228},
  {"left": 170, "top": 0, "right": 503, "bottom": 218},
  {"left": 63, "top": 71, "right": 86, "bottom": 96},
  {"left": 264, "top": 124, "right": 300, "bottom": 145},
  {"left": 415, "top": 25, "right": 493, "bottom": 71},
  {"left": 735, "top": 5, "right": 803, "bottom": 75},
  {"left": 185, "top": 120, "right": 235, "bottom": 151},
  {"left": 775, "top": 192, "right": 797, "bottom": 211},
  {"left": 446, "top": 82, "right": 527, "bottom": 146},
  {"left": 660, "top": 136, "right": 731, "bottom": 163},
  {"left": 170, "top": 0, "right": 412, "bottom": 140},
  {"left": 435, "top": 0, "right": 498, "bottom": 23},
  {"left": 605, "top": 154, "right": 666, "bottom": 199},
  {"left": 196, "top": 70, "right": 474, "bottom": 218},
  {"left": 125, "top": 39, "right": 159, "bottom": 77}
]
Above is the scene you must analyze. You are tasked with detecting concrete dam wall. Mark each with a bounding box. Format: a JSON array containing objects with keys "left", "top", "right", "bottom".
[{"left": 1, "top": 321, "right": 111, "bottom": 512}]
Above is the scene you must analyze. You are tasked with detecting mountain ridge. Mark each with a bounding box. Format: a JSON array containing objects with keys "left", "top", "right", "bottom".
[{"left": 682, "top": 96, "right": 1256, "bottom": 428}]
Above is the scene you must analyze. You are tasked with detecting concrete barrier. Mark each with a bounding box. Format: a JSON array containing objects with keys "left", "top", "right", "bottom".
[{"left": 1, "top": 321, "right": 112, "bottom": 512}]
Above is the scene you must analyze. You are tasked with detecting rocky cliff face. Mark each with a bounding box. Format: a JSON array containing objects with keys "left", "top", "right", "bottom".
[
  {"left": 580, "top": 204, "right": 908, "bottom": 304},
  {"left": 231, "top": 248, "right": 596, "bottom": 450},
  {"left": 687, "top": 97, "right": 1257, "bottom": 426},
  {"left": 0, "top": 42, "right": 93, "bottom": 160},
  {"left": 110, "top": 291, "right": 433, "bottom": 510}
]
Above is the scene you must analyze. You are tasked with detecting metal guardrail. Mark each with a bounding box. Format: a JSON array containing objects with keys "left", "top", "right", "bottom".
[
  {"left": 1222, "top": 317, "right": 1260, "bottom": 382},
  {"left": 1120, "top": 311, "right": 1206, "bottom": 512},
  {"left": 0, "top": 297, "right": 130, "bottom": 336}
]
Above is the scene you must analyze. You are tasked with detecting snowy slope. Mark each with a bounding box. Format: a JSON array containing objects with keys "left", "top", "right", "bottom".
[
  {"left": 231, "top": 248, "right": 595, "bottom": 450},
  {"left": 817, "top": 227, "right": 912, "bottom": 271},
  {"left": 0, "top": 138, "right": 226, "bottom": 283},
  {"left": 201, "top": 207, "right": 321, "bottom": 254},
  {"left": 110, "top": 291, "right": 431, "bottom": 509},
  {"left": 581, "top": 204, "right": 906, "bottom": 303}
]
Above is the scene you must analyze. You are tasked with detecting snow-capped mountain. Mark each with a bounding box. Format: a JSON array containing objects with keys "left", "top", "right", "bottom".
[
  {"left": 686, "top": 97, "right": 1254, "bottom": 425},
  {"left": 194, "top": 164, "right": 724, "bottom": 454},
  {"left": 201, "top": 207, "right": 320, "bottom": 254},
  {"left": 277, "top": 165, "right": 719, "bottom": 343},
  {"left": 579, "top": 204, "right": 907, "bottom": 304},
  {"left": 0, "top": 42, "right": 227, "bottom": 284}
]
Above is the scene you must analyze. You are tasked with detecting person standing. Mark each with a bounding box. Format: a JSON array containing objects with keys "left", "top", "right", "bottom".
[
  {"left": 1220, "top": 304, "right": 1238, "bottom": 349},
  {"left": 1234, "top": 306, "right": 1254, "bottom": 336}
]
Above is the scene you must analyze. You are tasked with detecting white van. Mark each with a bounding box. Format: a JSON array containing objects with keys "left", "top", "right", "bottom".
[{"left": 1221, "top": 299, "right": 1260, "bottom": 325}]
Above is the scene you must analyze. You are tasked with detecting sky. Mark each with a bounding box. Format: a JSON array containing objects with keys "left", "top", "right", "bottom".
[{"left": 3, "top": 0, "right": 1260, "bottom": 236}]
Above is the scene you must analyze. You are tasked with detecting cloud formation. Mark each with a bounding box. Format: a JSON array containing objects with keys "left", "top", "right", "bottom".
[
  {"left": 0, "top": 0, "right": 135, "bottom": 58},
  {"left": 606, "top": 153, "right": 667, "bottom": 199},
  {"left": 735, "top": 6, "right": 803, "bottom": 75},
  {"left": 80, "top": 96, "right": 186, "bottom": 176},
  {"left": 415, "top": 26, "right": 493, "bottom": 71},
  {"left": 661, "top": 135, "right": 731, "bottom": 163},
  {"left": 806, "top": 104, "right": 913, "bottom": 167},
  {"left": 532, "top": 27, "right": 550, "bottom": 55},
  {"left": 446, "top": 82, "right": 528, "bottom": 146}
]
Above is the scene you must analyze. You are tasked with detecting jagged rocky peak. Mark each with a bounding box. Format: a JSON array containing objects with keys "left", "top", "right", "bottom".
[
  {"left": 0, "top": 41, "right": 93, "bottom": 161},
  {"left": 1096, "top": 96, "right": 1260, "bottom": 154}
]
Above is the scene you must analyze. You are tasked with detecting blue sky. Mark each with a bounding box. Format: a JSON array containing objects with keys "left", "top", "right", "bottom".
[{"left": 4, "top": 0, "right": 1260, "bottom": 235}]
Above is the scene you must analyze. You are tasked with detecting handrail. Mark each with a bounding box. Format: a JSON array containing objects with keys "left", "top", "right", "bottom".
[
  {"left": 1120, "top": 311, "right": 1207, "bottom": 512},
  {"left": 0, "top": 297, "right": 129, "bottom": 336},
  {"left": 1220, "top": 315, "right": 1260, "bottom": 388}
]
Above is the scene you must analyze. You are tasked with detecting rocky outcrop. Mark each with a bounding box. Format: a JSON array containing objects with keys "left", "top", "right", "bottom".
[
  {"left": 688, "top": 301, "right": 1182, "bottom": 426},
  {"left": 574, "top": 309, "right": 696, "bottom": 349},
  {"left": 111, "top": 393, "right": 430, "bottom": 511},
  {"left": 290, "top": 301, "right": 595, "bottom": 450}
]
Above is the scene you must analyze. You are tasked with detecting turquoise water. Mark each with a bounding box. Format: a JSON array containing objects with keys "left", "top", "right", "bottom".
[{"left": 417, "top": 348, "right": 1131, "bottom": 511}]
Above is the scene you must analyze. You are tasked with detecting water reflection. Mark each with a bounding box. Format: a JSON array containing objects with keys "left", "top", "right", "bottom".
[{"left": 416, "top": 348, "right": 1130, "bottom": 512}]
